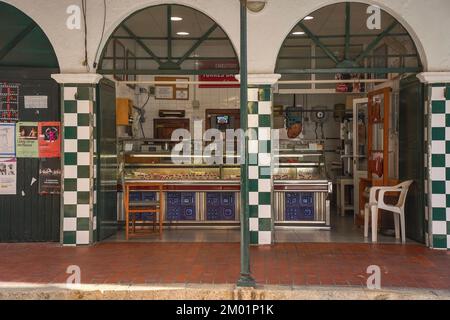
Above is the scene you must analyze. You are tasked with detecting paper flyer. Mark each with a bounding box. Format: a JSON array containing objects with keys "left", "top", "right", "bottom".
[
  {"left": 0, "top": 158, "right": 17, "bottom": 195},
  {"left": 16, "top": 122, "right": 38, "bottom": 158},
  {"left": 38, "top": 122, "right": 61, "bottom": 158},
  {"left": 0, "top": 123, "right": 16, "bottom": 157},
  {"left": 39, "top": 158, "right": 61, "bottom": 195}
]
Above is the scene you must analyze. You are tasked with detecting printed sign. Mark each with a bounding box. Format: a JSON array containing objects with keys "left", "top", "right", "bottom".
[
  {"left": 155, "top": 86, "right": 174, "bottom": 99},
  {"left": 16, "top": 122, "right": 38, "bottom": 158},
  {"left": 0, "top": 158, "right": 16, "bottom": 195},
  {"left": 38, "top": 122, "right": 61, "bottom": 158},
  {"left": 198, "top": 60, "right": 240, "bottom": 88},
  {"left": 39, "top": 158, "right": 61, "bottom": 195},
  {"left": 155, "top": 76, "right": 189, "bottom": 100},
  {"left": 0, "top": 123, "right": 16, "bottom": 157},
  {"left": 24, "top": 95, "right": 48, "bottom": 109},
  {"left": 335, "top": 73, "right": 366, "bottom": 93},
  {"left": 0, "top": 82, "right": 20, "bottom": 121}
]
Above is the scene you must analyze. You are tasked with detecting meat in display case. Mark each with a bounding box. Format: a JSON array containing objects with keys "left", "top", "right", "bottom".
[
  {"left": 119, "top": 140, "right": 241, "bottom": 224},
  {"left": 273, "top": 140, "right": 332, "bottom": 228}
]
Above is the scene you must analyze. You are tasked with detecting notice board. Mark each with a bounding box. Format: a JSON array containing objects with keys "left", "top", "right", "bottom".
[{"left": 155, "top": 76, "right": 189, "bottom": 100}]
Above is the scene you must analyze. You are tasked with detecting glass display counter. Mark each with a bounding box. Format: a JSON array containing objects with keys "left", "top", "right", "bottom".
[
  {"left": 273, "top": 140, "right": 332, "bottom": 229},
  {"left": 118, "top": 138, "right": 332, "bottom": 229},
  {"left": 119, "top": 139, "right": 241, "bottom": 224}
]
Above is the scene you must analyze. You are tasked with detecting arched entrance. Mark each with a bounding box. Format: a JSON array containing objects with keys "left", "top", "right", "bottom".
[
  {"left": 98, "top": 4, "right": 239, "bottom": 75},
  {"left": 95, "top": 4, "right": 241, "bottom": 242},
  {"left": 272, "top": 2, "right": 426, "bottom": 245},
  {"left": 0, "top": 2, "right": 60, "bottom": 242}
]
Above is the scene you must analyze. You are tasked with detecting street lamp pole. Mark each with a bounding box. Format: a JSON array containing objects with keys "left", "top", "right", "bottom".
[{"left": 237, "top": 0, "right": 256, "bottom": 288}]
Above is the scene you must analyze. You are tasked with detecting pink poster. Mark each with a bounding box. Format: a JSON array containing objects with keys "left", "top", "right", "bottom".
[{"left": 38, "top": 122, "right": 61, "bottom": 158}]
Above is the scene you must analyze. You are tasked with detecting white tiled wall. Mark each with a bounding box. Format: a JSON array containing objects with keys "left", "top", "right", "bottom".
[{"left": 121, "top": 75, "right": 240, "bottom": 138}]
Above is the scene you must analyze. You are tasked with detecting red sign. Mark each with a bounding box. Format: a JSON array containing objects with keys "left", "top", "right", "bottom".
[
  {"left": 38, "top": 122, "right": 61, "bottom": 158},
  {"left": 198, "top": 60, "right": 240, "bottom": 88}
]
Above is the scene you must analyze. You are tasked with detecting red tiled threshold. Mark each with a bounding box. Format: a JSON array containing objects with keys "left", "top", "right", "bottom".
[{"left": 0, "top": 243, "right": 448, "bottom": 290}]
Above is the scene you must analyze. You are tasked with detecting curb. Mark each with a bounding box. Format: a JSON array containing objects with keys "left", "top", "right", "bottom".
[{"left": 0, "top": 283, "right": 449, "bottom": 300}]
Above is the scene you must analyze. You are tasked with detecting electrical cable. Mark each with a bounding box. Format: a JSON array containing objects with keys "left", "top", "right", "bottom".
[
  {"left": 93, "top": 0, "right": 107, "bottom": 69},
  {"left": 133, "top": 91, "right": 151, "bottom": 138},
  {"left": 81, "top": 0, "right": 90, "bottom": 71}
]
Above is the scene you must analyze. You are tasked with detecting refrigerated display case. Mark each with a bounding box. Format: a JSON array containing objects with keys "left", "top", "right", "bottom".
[
  {"left": 118, "top": 139, "right": 241, "bottom": 225},
  {"left": 273, "top": 140, "right": 332, "bottom": 229}
]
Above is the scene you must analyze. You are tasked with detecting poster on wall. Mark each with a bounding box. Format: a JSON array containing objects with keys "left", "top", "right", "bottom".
[
  {"left": 24, "top": 96, "right": 48, "bottom": 109},
  {"left": 38, "top": 122, "right": 61, "bottom": 158},
  {"left": 0, "top": 123, "right": 16, "bottom": 157},
  {"left": 16, "top": 122, "right": 38, "bottom": 158},
  {"left": 0, "top": 82, "right": 20, "bottom": 121},
  {"left": 155, "top": 76, "right": 189, "bottom": 100},
  {"left": 198, "top": 60, "right": 240, "bottom": 88},
  {"left": 39, "top": 158, "right": 61, "bottom": 195},
  {"left": 0, "top": 158, "right": 17, "bottom": 195},
  {"left": 335, "top": 73, "right": 366, "bottom": 93},
  {"left": 155, "top": 86, "right": 174, "bottom": 99}
]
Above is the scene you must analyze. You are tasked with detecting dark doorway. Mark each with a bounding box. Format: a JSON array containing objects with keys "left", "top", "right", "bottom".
[
  {"left": 96, "top": 78, "right": 118, "bottom": 241},
  {"left": 399, "top": 75, "right": 425, "bottom": 243}
]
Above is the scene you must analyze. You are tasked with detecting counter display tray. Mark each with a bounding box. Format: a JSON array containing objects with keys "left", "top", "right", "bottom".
[{"left": 124, "top": 179, "right": 241, "bottom": 191}]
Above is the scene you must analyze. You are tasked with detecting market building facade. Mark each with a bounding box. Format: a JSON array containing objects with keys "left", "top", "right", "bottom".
[{"left": 0, "top": 0, "right": 449, "bottom": 253}]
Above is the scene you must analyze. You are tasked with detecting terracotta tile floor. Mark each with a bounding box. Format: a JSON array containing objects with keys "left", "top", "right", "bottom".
[{"left": 0, "top": 242, "right": 448, "bottom": 290}]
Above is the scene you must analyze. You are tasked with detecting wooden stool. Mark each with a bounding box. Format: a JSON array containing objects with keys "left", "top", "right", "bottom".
[{"left": 124, "top": 183, "right": 164, "bottom": 240}]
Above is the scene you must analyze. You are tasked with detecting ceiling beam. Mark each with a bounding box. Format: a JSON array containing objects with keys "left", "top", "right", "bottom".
[
  {"left": 177, "top": 24, "right": 219, "bottom": 66},
  {"left": 0, "top": 23, "right": 36, "bottom": 61},
  {"left": 121, "top": 24, "right": 163, "bottom": 66},
  {"left": 167, "top": 5, "right": 172, "bottom": 61},
  {"left": 355, "top": 21, "right": 398, "bottom": 64},
  {"left": 298, "top": 21, "right": 339, "bottom": 65},
  {"left": 102, "top": 56, "right": 238, "bottom": 61},
  {"left": 98, "top": 68, "right": 238, "bottom": 75},
  {"left": 277, "top": 67, "right": 422, "bottom": 74},
  {"left": 344, "top": 3, "right": 351, "bottom": 61}
]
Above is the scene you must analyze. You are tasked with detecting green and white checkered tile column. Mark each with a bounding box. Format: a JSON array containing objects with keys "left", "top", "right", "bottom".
[
  {"left": 52, "top": 74, "right": 102, "bottom": 246},
  {"left": 248, "top": 86, "right": 273, "bottom": 245},
  {"left": 244, "top": 74, "right": 280, "bottom": 245},
  {"left": 418, "top": 72, "right": 450, "bottom": 250}
]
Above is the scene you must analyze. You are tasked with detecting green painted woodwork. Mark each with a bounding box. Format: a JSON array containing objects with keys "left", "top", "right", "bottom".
[
  {"left": 0, "top": 2, "right": 58, "bottom": 68},
  {"left": 276, "top": 2, "right": 422, "bottom": 76},
  {"left": 99, "top": 4, "right": 238, "bottom": 76}
]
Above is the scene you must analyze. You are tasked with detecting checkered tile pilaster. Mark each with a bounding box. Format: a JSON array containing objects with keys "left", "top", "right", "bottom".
[
  {"left": 424, "top": 86, "right": 430, "bottom": 248},
  {"left": 247, "top": 86, "right": 273, "bottom": 245},
  {"left": 62, "top": 86, "right": 96, "bottom": 246},
  {"left": 428, "top": 84, "right": 450, "bottom": 250}
]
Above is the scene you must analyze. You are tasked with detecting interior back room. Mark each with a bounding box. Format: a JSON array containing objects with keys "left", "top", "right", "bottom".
[
  {"left": 96, "top": 3, "right": 244, "bottom": 242},
  {"left": 271, "top": 1, "right": 425, "bottom": 245}
]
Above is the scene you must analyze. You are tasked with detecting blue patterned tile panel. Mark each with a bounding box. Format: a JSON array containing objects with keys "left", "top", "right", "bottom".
[
  {"left": 285, "top": 192, "right": 315, "bottom": 221},
  {"left": 206, "top": 192, "right": 236, "bottom": 221}
]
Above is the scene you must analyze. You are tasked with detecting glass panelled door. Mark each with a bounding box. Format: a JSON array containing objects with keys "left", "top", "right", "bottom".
[
  {"left": 352, "top": 98, "right": 368, "bottom": 216},
  {"left": 96, "top": 79, "right": 118, "bottom": 241}
]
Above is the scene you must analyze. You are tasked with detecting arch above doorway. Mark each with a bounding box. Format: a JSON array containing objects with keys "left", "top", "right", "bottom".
[
  {"left": 0, "top": 2, "right": 59, "bottom": 68},
  {"left": 97, "top": 4, "right": 240, "bottom": 77},
  {"left": 275, "top": 2, "right": 423, "bottom": 80}
]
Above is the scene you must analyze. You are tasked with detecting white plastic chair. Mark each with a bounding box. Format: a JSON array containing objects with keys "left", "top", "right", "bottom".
[{"left": 364, "top": 180, "right": 413, "bottom": 244}]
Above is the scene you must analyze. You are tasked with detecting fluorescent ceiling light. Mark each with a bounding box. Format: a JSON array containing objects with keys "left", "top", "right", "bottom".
[
  {"left": 292, "top": 31, "right": 305, "bottom": 35},
  {"left": 171, "top": 16, "right": 183, "bottom": 21},
  {"left": 176, "top": 31, "right": 190, "bottom": 36},
  {"left": 304, "top": 16, "right": 314, "bottom": 20}
]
